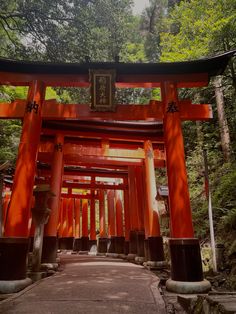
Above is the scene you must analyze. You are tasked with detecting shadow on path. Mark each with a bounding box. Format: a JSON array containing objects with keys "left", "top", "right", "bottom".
[{"left": 0, "top": 254, "right": 166, "bottom": 314}]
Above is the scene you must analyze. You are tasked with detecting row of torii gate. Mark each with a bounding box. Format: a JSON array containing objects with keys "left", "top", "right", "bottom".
[{"left": 0, "top": 51, "right": 234, "bottom": 294}]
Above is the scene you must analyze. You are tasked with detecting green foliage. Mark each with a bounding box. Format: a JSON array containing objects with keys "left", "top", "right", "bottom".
[
  {"left": 45, "top": 87, "right": 59, "bottom": 101},
  {"left": 0, "top": 0, "right": 134, "bottom": 62},
  {"left": 160, "top": 0, "right": 236, "bottom": 61},
  {"left": 140, "top": 0, "right": 168, "bottom": 61},
  {"left": 0, "top": 86, "right": 28, "bottom": 101},
  {"left": 0, "top": 120, "right": 21, "bottom": 164}
]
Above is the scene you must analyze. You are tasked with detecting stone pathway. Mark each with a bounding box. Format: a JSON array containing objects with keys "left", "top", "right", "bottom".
[{"left": 0, "top": 254, "right": 166, "bottom": 314}]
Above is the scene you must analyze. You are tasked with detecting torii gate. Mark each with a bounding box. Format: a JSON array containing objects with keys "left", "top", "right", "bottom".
[{"left": 0, "top": 50, "right": 234, "bottom": 294}]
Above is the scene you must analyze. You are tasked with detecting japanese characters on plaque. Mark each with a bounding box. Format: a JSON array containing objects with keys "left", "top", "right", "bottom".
[{"left": 89, "top": 69, "right": 116, "bottom": 111}]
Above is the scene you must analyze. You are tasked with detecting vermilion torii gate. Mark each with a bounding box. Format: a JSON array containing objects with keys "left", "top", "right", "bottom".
[
  {"left": 0, "top": 51, "right": 234, "bottom": 294},
  {"left": 36, "top": 134, "right": 165, "bottom": 260}
]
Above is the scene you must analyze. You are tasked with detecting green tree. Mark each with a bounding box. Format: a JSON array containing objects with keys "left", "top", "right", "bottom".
[
  {"left": 140, "top": 0, "right": 168, "bottom": 61},
  {"left": 0, "top": 0, "right": 133, "bottom": 62}
]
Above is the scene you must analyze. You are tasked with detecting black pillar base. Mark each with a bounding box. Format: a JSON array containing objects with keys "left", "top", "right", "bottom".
[
  {"left": 81, "top": 236, "right": 89, "bottom": 251},
  {"left": 42, "top": 236, "right": 58, "bottom": 263},
  {"left": 0, "top": 237, "right": 29, "bottom": 280},
  {"left": 107, "top": 236, "right": 116, "bottom": 253},
  {"left": 89, "top": 239, "right": 97, "bottom": 252},
  {"left": 114, "top": 236, "right": 125, "bottom": 254},
  {"left": 137, "top": 231, "right": 145, "bottom": 257},
  {"left": 124, "top": 241, "right": 129, "bottom": 255},
  {"left": 129, "top": 230, "right": 138, "bottom": 254},
  {"left": 97, "top": 238, "right": 108, "bottom": 253},
  {"left": 169, "top": 238, "right": 203, "bottom": 282},
  {"left": 58, "top": 237, "right": 74, "bottom": 250},
  {"left": 145, "top": 236, "right": 164, "bottom": 261},
  {"left": 73, "top": 238, "right": 82, "bottom": 252}
]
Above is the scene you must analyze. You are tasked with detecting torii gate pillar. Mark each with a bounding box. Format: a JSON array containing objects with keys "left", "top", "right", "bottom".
[
  {"left": 107, "top": 190, "right": 116, "bottom": 254},
  {"left": 123, "top": 184, "right": 130, "bottom": 255},
  {"left": 89, "top": 189, "right": 97, "bottom": 253},
  {"left": 81, "top": 199, "right": 89, "bottom": 251},
  {"left": 42, "top": 134, "right": 64, "bottom": 265},
  {"left": 114, "top": 190, "right": 125, "bottom": 254},
  {"left": 162, "top": 82, "right": 210, "bottom": 293},
  {"left": 0, "top": 80, "right": 44, "bottom": 292},
  {"left": 127, "top": 166, "right": 139, "bottom": 260},
  {"left": 144, "top": 141, "right": 165, "bottom": 267},
  {"left": 73, "top": 199, "right": 81, "bottom": 251},
  {"left": 97, "top": 189, "right": 108, "bottom": 254}
]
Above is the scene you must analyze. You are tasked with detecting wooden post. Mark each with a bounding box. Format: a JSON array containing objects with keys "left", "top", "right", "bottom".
[
  {"left": 61, "top": 198, "right": 68, "bottom": 237},
  {"left": 135, "top": 166, "right": 145, "bottom": 231},
  {"left": 90, "top": 190, "right": 96, "bottom": 241},
  {"left": 128, "top": 166, "right": 139, "bottom": 231},
  {"left": 5, "top": 80, "right": 45, "bottom": 237},
  {"left": 123, "top": 181, "right": 130, "bottom": 241},
  {"left": 58, "top": 198, "right": 63, "bottom": 238},
  {"left": 107, "top": 190, "right": 115, "bottom": 237},
  {"left": 74, "top": 199, "right": 80, "bottom": 238},
  {"left": 82, "top": 199, "right": 88, "bottom": 237},
  {"left": 44, "top": 134, "right": 64, "bottom": 237},
  {"left": 144, "top": 140, "right": 160, "bottom": 237},
  {"left": 99, "top": 189, "right": 106, "bottom": 237},
  {"left": 162, "top": 82, "right": 205, "bottom": 286},
  {"left": 162, "top": 82, "right": 194, "bottom": 238},
  {"left": 115, "top": 190, "right": 123, "bottom": 237},
  {"left": 67, "top": 198, "right": 74, "bottom": 238}
]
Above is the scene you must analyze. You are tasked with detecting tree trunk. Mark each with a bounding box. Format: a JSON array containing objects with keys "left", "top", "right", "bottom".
[
  {"left": 214, "top": 76, "right": 231, "bottom": 162},
  {"left": 196, "top": 121, "right": 204, "bottom": 147}
]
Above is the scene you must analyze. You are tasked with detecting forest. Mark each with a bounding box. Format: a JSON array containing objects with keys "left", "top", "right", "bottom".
[{"left": 0, "top": 0, "right": 236, "bottom": 283}]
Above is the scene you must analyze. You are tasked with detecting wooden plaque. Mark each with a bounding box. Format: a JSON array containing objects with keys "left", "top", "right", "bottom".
[{"left": 90, "top": 69, "right": 116, "bottom": 112}]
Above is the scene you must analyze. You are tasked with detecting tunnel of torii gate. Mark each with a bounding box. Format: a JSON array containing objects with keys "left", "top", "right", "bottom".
[{"left": 0, "top": 50, "right": 235, "bottom": 294}]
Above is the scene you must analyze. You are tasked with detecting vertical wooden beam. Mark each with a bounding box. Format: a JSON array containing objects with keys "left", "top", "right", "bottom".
[
  {"left": 144, "top": 140, "right": 160, "bottom": 237},
  {"left": 2, "top": 193, "right": 10, "bottom": 236},
  {"left": 67, "top": 198, "right": 74, "bottom": 237},
  {"left": 61, "top": 198, "right": 68, "bottom": 237},
  {"left": 74, "top": 199, "right": 81, "bottom": 238},
  {"left": 123, "top": 181, "right": 130, "bottom": 241},
  {"left": 99, "top": 189, "right": 106, "bottom": 237},
  {"left": 57, "top": 198, "right": 63, "bottom": 238},
  {"left": 162, "top": 82, "right": 194, "bottom": 238},
  {"left": 90, "top": 178, "right": 96, "bottom": 240},
  {"left": 82, "top": 199, "right": 88, "bottom": 237},
  {"left": 115, "top": 190, "right": 123, "bottom": 237},
  {"left": 128, "top": 166, "right": 139, "bottom": 231},
  {"left": 44, "top": 134, "right": 64, "bottom": 237},
  {"left": 107, "top": 190, "right": 115, "bottom": 237},
  {"left": 5, "top": 80, "right": 45, "bottom": 237},
  {"left": 135, "top": 166, "right": 145, "bottom": 232}
]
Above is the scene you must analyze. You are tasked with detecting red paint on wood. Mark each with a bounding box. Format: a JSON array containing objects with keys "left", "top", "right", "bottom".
[
  {"left": 107, "top": 190, "right": 115, "bottom": 237},
  {"left": 82, "top": 199, "right": 88, "bottom": 237},
  {"left": 74, "top": 199, "right": 81, "bottom": 238},
  {"left": 90, "top": 189, "right": 96, "bottom": 240},
  {"left": 162, "top": 82, "right": 194, "bottom": 238},
  {"left": 67, "top": 198, "right": 74, "bottom": 237},
  {"left": 44, "top": 134, "right": 64, "bottom": 237},
  {"left": 123, "top": 185, "right": 130, "bottom": 241},
  {"left": 5, "top": 80, "right": 45, "bottom": 237},
  {"left": 115, "top": 190, "right": 123, "bottom": 237},
  {"left": 99, "top": 189, "right": 106, "bottom": 238},
  {"left": 128, "top": 166, "right": 139, "bottom": 230}
]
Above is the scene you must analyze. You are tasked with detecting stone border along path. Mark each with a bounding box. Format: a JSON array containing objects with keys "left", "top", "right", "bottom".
[{"left": 0, "top": 254, "right": 167, "bottom": 314}]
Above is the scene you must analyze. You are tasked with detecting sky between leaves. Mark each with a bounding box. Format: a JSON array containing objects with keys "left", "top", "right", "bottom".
[{"left": 132, "top": 0, "right": 150, "bottom": 14}]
